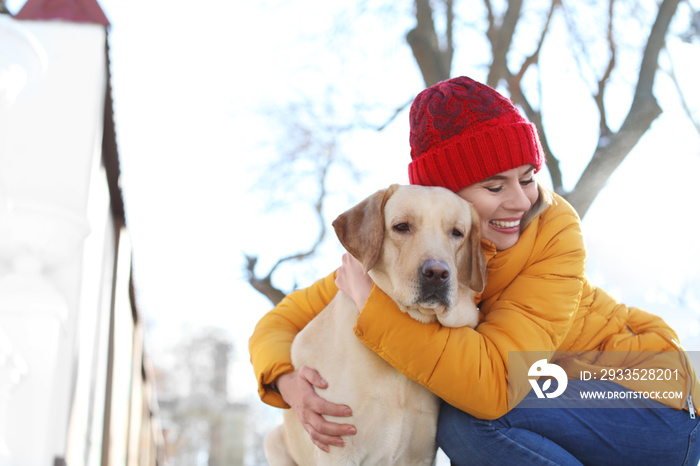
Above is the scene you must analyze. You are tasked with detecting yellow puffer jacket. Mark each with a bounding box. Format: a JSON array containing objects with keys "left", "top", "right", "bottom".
[{"left": 249, "top": 192, "right": 698, "bottom": 419}]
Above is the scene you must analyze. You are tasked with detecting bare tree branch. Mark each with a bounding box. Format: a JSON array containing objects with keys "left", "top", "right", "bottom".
[
  {"left": 376, "top": 97, "right": 414, "bottom": 132},
  {"left": 592, "top": 0, "right": 617, "bottom": 138},
  {"left": 244, "top": 99, "right": 347, "bottom": 305},
  {"left": 406, "top": 0, "right": 452, "bottom": 86},
  {"left": 244, "top": 156, "right": 331, "bottom": 306},
  {"left": 486, "top": 0, "right": 523, "bottom": 88},
  {"left": 483, "top": 0, "right": 496, "bottom": 44},
  {"left": 565, "top": 0, "right": 681, "bottom": 216},
  {"left": 664, "top": 49, "right": 700, "bottom": 138},
  {"left": 509, "top": 1, "right": 556, "bottom": 92},
  {"left": 560, "top": 1, "right": 598, "bottom": 90},
  {"left": 244, "top": 255, "right": 286, "bottom": 305},
  {"left": 445, "top": 0, "right": 455, "bottom": 68},
  {"left": 507, "top": 0, "right": 564, "bottom": 193},
  {"left": 485, "top": 0, "right": 566, "bottom": 193}
]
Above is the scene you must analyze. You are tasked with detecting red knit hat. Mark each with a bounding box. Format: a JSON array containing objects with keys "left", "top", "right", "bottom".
[{"left": 408, "top": 76, "right": 545, "bottom": 192}]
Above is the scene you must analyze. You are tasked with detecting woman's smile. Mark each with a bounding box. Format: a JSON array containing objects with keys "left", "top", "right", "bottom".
[
  {"left": 488, "top": 217, "right": 522, "bottom": 234},
  {"left": 457, "top": 165, "right": 539, "bottom": 250}
]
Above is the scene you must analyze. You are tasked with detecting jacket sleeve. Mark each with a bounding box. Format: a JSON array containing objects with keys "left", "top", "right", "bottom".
[
  {"left": 249, "top": 271, "right": 338, "bottom": 408},
  {"left": 353, "top": 203, "right": 585, "bottom": 419}
]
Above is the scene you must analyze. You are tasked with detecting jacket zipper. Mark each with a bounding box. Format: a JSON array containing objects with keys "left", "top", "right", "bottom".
[{"left": 667, "top": 338, "right": 695, "bottom": 419}]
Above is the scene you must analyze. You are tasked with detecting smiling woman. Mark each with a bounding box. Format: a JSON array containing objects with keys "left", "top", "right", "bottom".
[
  {"left": 406, "top": 76, "right": 549, "bottom": 251},
  {"left": 250, "top": 76, "right": 700, "bottom": 466},
  {"left": 460, "top": 166, "right": 552, "bottom": 246},
  {"left": 457, "top": 166, "right": 540, "bottom": 250}
]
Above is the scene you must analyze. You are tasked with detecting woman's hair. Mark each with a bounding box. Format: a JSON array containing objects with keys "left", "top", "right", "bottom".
[{"left": 522, "top": 183, "right": 552, "bottom": 231}]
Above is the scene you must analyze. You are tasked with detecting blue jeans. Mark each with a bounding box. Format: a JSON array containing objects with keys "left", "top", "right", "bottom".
[{"left": 437, "top": 380, "right": 700, "bottom": 465}]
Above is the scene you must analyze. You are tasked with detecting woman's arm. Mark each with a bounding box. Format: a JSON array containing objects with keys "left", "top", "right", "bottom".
[
  {"left": 248, "top": 271, "right": 356, "bottom": 451},
  {"left": 249, "top": 271, "right": 338, "bottom": 406}
]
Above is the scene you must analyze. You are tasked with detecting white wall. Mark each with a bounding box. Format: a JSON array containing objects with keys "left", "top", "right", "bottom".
[{"left": 0, "top": 15, "right": 111, "bottom": 466}]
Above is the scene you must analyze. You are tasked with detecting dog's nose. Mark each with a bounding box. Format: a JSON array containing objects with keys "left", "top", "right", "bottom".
[{"left": 421, "top": 260, "right": 450, "bottom": 287}]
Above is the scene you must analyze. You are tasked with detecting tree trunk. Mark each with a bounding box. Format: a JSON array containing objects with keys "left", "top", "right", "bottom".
[
  {"left": 486, "top": 0, "right": 523, "bottom": 88},
  {"left": 406, "top": 0, "right": 452, "bottom": 86}
]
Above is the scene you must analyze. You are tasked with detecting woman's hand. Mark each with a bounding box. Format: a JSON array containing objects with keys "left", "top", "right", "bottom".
[
  {"left": 335, "top": 253, "right": 374, "bottom": 312},
  {"left": 276, "top": 367, "right": 356, "bottom": 452}
]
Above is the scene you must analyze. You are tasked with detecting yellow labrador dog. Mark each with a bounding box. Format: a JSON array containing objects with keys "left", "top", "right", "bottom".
[{"left": 265, "top": 184, "right": 486, "bottom": 465}]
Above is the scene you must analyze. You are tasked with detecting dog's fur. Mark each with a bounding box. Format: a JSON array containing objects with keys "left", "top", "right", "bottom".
[{"left": 264, "top": 184, "right": 487, "bottom": 465}]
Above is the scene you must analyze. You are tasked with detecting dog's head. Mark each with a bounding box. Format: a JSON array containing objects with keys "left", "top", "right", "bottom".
[{"left": 332, "top": 184, "right": 486, "bottom": 328}]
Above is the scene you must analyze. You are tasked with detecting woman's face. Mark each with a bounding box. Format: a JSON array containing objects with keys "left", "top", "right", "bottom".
[{"left": 456, "top": 165, "right": 538, "bottom": 250}]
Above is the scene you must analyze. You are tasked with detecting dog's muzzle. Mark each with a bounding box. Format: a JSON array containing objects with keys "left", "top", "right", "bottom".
[{"left": 417, "top": 260, "right": 452, "bottom": 306}]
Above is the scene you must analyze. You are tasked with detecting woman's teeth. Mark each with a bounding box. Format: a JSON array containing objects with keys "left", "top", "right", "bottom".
[{"left": 490, "top": 219, "right": 520, "bottom": 228}]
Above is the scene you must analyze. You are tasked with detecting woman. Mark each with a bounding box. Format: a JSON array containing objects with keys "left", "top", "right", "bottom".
[{"left": 249, "top": 76, "right": 700, "bottom": 465}]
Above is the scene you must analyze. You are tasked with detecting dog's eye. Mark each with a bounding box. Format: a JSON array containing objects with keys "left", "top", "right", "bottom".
[
  {"left": 451, "top": 228, "right": 464, "bottom": 238},
  {"left": 393, "top": 223, "right": 410, "bottom": 233}
]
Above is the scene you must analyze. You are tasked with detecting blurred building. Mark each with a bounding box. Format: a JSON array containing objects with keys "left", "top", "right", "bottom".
[
  {"left": 155, "top": 332, "right": 248, "bottom": 465},
  {"left": 0, "top": 1, "right": 164, "bottom": 465}
]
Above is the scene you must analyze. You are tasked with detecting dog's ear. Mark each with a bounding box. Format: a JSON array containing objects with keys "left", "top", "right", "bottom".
[
  {"left": 332, "top": 185, "right": 398, "bottom": 273},
  {"left": 460, "top": 204, "right": 488, "bottom": 293}
]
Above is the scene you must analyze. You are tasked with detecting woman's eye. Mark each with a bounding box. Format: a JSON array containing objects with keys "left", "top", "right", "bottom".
[
  {"left": 451, "top": 228, "right": 464, "bottom": 238},
  {"left": 521, "top": 178, "right": 535, "bottom": 186},
  {"left": 486, "top": 186, "right": 502, "bottom": 193},
  {"left": 393, "top": 223, "right": 410, "bottom": 232}
]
